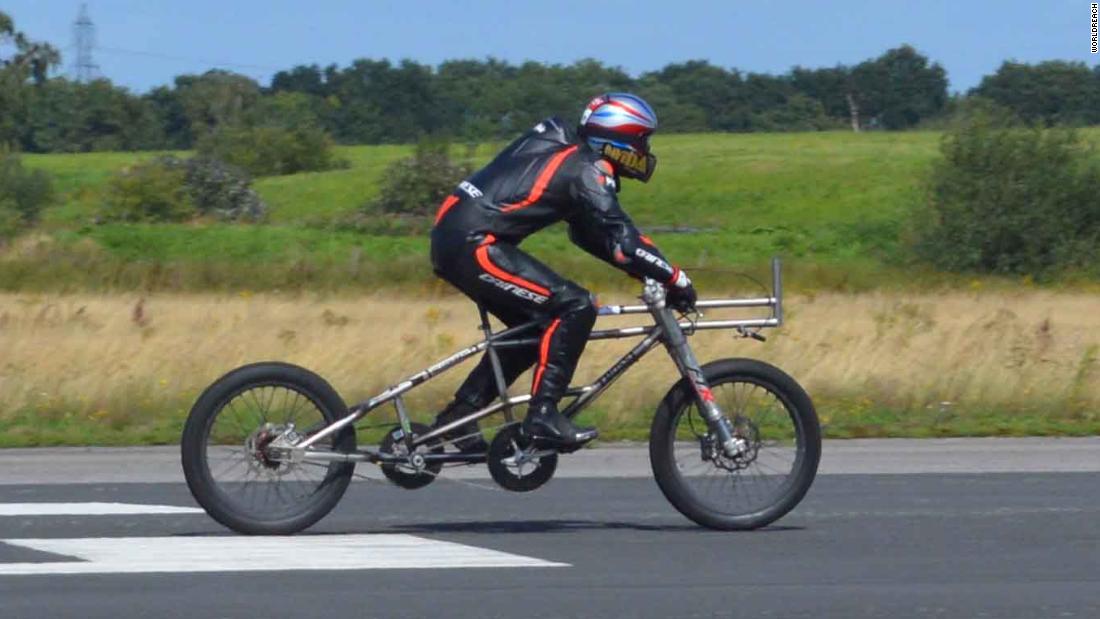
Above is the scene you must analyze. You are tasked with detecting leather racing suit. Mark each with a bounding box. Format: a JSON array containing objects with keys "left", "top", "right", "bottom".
[{"left": 430, "top": 117, "right": 684, "bottom": 410}]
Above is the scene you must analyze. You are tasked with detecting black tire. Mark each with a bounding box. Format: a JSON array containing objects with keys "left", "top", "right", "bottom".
[
  {"left": 649, "top": 358, "right": 821, "bottom": 530},
  {"left": 487, "top": 424, "right": 558, "bottom": 492},
  {"left": 181, "top": 362, "right": 356, "bottom": 535},
  {"left": 380, "top": 423, "right": 444, "bottom": 490}
]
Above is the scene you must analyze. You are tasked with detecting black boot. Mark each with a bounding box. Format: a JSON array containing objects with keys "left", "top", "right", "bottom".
[
  {"left": 431, "top": 400, "right": 489, "bottom": 453},
  {"left": 521, "top": 400, "right": 598, "bottom": 449}
]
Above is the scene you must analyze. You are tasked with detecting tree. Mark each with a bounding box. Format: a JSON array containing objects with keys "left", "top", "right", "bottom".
[
  {"left": 270, "top": 64, "right": 329, "bottom": 97},
  {"left": 0, "top": 11, "right": 58, "bottom": 83},
  {"left": 322, "top": 58, "right": 441, "bottom": 143},
  {"left": 634, "top": 77, "right": 709, "bottom": 132},
  {"left": 11, "top": 37, "right": 1100, "bottom": 151},
  {"left": 751, "top": 93, "right": 836, "bottom": 132},
  {"left": 245, "top": 91, "right": 326, "bottom": 129},
  {"left": 0, "top": 10, "right": 61, "bottom": 148},
  {"left": 434, "top": 58, "right": 519, "bottom": 139},
  {"left": 913, "top": 104, "right": 1100, "bottom": 275},
  {"left": 971, "top": 60, "right": 1100, "bottom": 125},
  {"left": 850, "top": 45, "right": 948, "bottom": 129},
  {"left": 145, "top": 85, "right": 193, "bottom": 148},
  {"left": 791, "top": 65, "right": 853, "bottom": 120},
  {"left": 174, "top": 70, "right": 262, "bottom": 139},
  {"left": 642, "top": 61, "right": 751, "bottom": 131},
  {"left": 22, "top": 79, "right": 164, "bottom": 152},
  {"left": 0, "top": 153, "right": 54, "bottom": 237}
]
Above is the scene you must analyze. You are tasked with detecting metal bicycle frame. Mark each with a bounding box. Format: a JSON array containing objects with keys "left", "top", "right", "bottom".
[{"left": 291, "top": 258, "right": 784, "bottom": 465}]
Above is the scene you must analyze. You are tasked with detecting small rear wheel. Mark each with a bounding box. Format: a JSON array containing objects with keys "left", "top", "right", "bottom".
[
  {"left": 649, "top": 358, "right": 821, "bottom": 530},
  {"left": 488, "top": 425, "right": 558, "bottom": 492},
  {"left": 379, "top": 423, "right": 444, "bottom": 489},
  {"left": 181, "top": 362, "right": 356, "bottom": 535}
]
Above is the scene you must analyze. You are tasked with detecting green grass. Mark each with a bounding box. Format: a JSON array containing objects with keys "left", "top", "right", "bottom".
[
  {"left": 0, "top": 222, "right": 971, "bottom": 294},
  {"left": 24, "top": 131, "right": 944, "bottom": 230},
  {"left": 23, "top": 150, "right": 186, "bottom": 227},
  {"left": 254, "top": 144, "right": 409, "bottom": 223},
  {"left": 2, "top": 394, "right": 1095, "bottom": 448},
  {"left": 9, "top": 129, "right": 1099, "bottom": 294}
]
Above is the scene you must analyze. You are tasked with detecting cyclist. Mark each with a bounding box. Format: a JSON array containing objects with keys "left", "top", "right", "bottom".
[{"left": 430, "top": 93, "right": 696, "bottom": 452}]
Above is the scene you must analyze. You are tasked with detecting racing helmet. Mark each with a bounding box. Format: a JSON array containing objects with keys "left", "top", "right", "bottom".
[{"left": 579, "top": 93, "right": 659, "bottom": 182}]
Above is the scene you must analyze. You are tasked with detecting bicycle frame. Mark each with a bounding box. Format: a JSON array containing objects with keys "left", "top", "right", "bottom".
[{"left": 288, "top": 258, "right": 784, "bottom": 466}]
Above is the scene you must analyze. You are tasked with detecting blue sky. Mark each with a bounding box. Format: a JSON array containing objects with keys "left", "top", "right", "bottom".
[{"left": 4, "top": 0, "right": 1095, "bottom": 93}]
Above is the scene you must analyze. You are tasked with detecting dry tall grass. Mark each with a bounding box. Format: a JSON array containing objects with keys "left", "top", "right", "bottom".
[{"left": 1, "top": 289, "right": 1097, "bottom": 445}]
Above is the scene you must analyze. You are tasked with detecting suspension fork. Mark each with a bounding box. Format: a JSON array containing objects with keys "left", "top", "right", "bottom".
[{"left": 643, "top": 281, "right": 748, "bottom": 457}]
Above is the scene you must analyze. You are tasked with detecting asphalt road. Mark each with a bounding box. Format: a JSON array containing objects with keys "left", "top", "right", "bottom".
[{"left": 1, "top": 441, "right": 1098, "bottom": 618}]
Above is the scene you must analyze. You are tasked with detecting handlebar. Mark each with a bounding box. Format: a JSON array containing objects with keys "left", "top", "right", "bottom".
[{"left": 596, "top": 258, "right": 783, "bottom": 320}]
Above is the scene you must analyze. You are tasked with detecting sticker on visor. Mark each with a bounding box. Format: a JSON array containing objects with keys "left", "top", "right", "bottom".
[{"left": 600, "top": 144, "right": 657, "bottom": 182}]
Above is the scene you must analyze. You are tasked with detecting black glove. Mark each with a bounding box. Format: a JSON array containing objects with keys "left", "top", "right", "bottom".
[{"left": 666, "top": 268, "right": 697, "bottom": 313}]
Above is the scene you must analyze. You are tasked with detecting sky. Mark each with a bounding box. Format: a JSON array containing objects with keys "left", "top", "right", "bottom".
[{"left": 3, "top": 0, "right": 1096, "bottom": 94}]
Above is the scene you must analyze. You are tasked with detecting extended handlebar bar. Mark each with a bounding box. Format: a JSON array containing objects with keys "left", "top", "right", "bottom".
[{"left": 596, "top": 257, "right": 784, "bottom": 329}]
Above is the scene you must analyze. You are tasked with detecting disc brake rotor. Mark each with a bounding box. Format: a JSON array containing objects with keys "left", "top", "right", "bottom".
[{"left": 243, "top": 423, "right": 296, "bottom": 476}]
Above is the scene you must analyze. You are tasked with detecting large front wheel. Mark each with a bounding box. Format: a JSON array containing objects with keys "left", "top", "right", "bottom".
[
  {"left": 650, "top": 358, "right": 821, "bottom": 530},
  {"left": 181, "top": 362, "right": 356, "bottom": 535}
]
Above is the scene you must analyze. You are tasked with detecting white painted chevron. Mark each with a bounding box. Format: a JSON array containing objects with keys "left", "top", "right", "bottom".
[{"left": 0, "top": 534, "right": 568, "bottom": 575}]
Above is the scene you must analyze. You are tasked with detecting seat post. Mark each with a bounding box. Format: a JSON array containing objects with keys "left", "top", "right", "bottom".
[{"left": 478, "top": 305, "right": 514, "bottom": 423}]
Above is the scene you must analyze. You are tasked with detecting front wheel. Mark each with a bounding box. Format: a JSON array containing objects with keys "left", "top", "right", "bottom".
[
  {"left": 649, "top": 358, "right": 821, "bottom": 530},
  {"left": 181, "top": 362, "right": 356, "bottom": 535}
]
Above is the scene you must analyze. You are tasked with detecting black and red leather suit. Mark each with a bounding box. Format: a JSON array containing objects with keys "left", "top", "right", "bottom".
[{"left": 431, "top": 117, "right": 683, "bottom": 409}]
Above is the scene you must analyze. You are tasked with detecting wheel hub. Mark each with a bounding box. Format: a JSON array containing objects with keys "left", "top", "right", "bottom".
[
  {"left": 244, "top": 423, "right": 294, "bottom": 476},
  {"left": 701, "top": 417, "right": 762, "bottom": 472}
]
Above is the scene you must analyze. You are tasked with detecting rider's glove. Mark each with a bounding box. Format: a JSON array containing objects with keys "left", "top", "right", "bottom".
[{"left": 666, "top": 268, "right": 697, "bottom": 313}]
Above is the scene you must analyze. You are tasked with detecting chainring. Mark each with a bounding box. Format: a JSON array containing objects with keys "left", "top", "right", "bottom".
[
  {"left": 380, "top": 423, "right": 443, "bottom": 490},
  {"left": 487, "top": 425, "right": 558, "bottom": 492}
]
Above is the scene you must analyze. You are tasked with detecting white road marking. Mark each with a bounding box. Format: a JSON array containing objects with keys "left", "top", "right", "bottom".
[
  {"left": 0, "top": 503, "right": 203, "bottom": 516},
  {"left": 0, "top": 534, "right": 568, "bottom": 575}
]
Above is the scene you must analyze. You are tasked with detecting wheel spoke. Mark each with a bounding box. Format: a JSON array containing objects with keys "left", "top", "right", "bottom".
[
  {"left": 669, "top": 376, "right": 808, "bottom": 520},
  {"left": 202, "top": 384, "right": 344, "bottom": 520}
]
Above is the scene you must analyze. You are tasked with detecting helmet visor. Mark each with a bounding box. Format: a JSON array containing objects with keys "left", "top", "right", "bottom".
[{"left": 598, "top": 142, "right": 657, "bottom": 183}]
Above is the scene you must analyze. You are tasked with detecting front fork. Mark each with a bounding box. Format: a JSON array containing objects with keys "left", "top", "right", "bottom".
[{"left": 643, "top": 281, "right": 748, "bottom": 458}]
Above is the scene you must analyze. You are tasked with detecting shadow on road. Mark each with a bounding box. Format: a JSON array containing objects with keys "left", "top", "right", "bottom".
[{"left": 302, "top": 519, "right": 805, "bottom": 535}]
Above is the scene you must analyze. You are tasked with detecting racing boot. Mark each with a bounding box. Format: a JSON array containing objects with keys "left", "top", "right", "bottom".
[
  {"left": 521, "top": 400, "right": 598, "bottom": 450},
  {"left": 431, "top": 399, "right": 489, "bottom": 454}
]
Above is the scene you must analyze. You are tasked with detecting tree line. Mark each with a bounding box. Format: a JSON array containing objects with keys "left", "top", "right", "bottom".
[{"left": 3, "top": 9, "right": 1100, "bottom": 153}]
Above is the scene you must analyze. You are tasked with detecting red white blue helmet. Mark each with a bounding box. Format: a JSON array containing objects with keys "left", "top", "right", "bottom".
[{"left": 579, "top": 93, "right": 659, "bottom": 182}]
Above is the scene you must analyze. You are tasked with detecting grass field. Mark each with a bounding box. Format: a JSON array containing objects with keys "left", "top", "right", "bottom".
[
  {"left": 1, "top": 290, "right": 1096, "bottom": 447},
  {"left": 3, "top": 130, "right": 1098, "bottom": 446},
  {"left": 23, "top": 132, "right": 943, "bottom": 227},
  {"left": 6, "top": 131, "right": 964, "bottom": 293}
]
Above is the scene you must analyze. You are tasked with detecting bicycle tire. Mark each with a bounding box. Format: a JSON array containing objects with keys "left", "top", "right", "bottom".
[
  {"left": 181, "top": 362, "right": 356, "bottom": 535},
  {"left": 649, "top": 358, "right": 821, "bottom": 530}
]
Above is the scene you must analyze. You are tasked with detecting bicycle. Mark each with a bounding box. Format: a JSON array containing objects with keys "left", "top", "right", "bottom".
[{"left": 181, "top": 258, "right": 820, "bottom": 534}]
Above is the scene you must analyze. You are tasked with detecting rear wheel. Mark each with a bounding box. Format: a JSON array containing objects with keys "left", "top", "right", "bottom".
[
  {"left": 487, "top": 424, "right": 558, "bottom": 492},
  {"left": 649, "top": 358, "right": 820, "bottom": 530},
  {"left": 379, "top": 423, "right": 444, "bottom": 490},
  {"left": 181, "top": 362, "right": 356, "bottom": 535}
]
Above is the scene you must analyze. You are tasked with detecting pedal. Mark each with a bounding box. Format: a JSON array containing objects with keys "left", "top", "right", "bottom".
[
  {"left": 551, "top": 441, "right": 586, "bottom": 455},
  {"left": 519, "top": 422, "right": 598, "bottom": 452},
  {"left": 526, "top": 434, "right": 594, "bottom": 454}
]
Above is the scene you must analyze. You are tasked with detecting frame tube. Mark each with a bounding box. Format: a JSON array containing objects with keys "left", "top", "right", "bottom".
[{"left": 295, "top": 258, "right": 786, "bottom": 453}]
